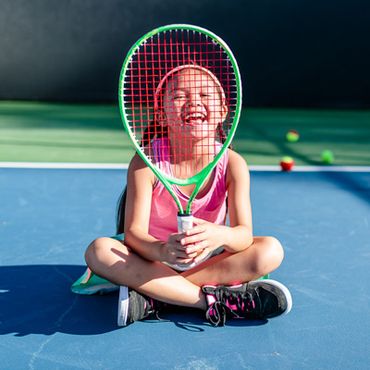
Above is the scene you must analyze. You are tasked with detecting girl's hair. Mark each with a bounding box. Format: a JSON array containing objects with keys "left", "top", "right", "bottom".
[
  {"left": 116, "top": 185, "right": 127, "bottom": 234},
  {"left": 116, "top": 124, "right": 161, "bottom": 234}
]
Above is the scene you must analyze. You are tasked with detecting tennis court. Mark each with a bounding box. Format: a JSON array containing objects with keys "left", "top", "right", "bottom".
[
  {"left": 1, "top": 162, "right": 369, "bottom": 369},
  {"left": 1, "top": 2, "right": 370, "bottom": 368}
]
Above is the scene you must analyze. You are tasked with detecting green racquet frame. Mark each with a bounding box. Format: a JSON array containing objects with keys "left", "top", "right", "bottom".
[{"left": 118, "top": 24, "right": 242, "bottom": 216}]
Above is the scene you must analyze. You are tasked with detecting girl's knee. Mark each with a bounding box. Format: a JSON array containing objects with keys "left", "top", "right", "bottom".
[
  {"left": 84, "top": 237, "right": 114, "bottom": 267},
  {"left": 250, "top": 236, "right": 284, "bottom": 275},
  {"left": 263, "top": 236, "right": 284, "bottom": 264}
]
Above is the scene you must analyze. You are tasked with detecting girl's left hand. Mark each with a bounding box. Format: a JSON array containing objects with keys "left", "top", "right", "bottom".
[{"left": 180, "top": 217, "right": 226, "bottom": 262}]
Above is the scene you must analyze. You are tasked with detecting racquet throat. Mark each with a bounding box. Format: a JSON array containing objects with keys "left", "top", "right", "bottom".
[{"left": 169, "top": 155, "right": 214, "bottom": 180}]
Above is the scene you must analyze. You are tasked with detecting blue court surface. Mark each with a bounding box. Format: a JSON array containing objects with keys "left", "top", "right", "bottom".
[{"left": 1, "top": 166, "right": 369, "bottom": 369}]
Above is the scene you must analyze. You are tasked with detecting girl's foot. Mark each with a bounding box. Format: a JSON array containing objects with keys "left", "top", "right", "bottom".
[{"left": 202, "top": 279, "right": 293, "bottom": 326}]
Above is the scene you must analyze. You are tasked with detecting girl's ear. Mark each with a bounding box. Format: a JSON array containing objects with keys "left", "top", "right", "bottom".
[{"left": 221, "top": 102, "right": 228, "bottom": 122}]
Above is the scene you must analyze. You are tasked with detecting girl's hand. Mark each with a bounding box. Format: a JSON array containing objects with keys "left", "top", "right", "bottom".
[
  {"left": 180, "top": 217, "right": 226, "bottom": 262},
  {"left": 160, "top": 233, "right": 199, "bottom": 265}
]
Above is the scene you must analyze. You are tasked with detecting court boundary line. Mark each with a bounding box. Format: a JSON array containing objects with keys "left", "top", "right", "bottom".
[
  {"left": 0, "top": 162, "right": 370, "bottom": 172},
  {"left": 0, "top": 162, "right": 129, "bottom": 169}
]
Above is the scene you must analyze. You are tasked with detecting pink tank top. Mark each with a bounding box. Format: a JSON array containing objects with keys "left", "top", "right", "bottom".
[{"left": 149, "top": 138, "right": 228, "bottom": 241}]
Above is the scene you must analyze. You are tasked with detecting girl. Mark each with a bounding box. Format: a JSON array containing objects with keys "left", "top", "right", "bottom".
[{"left": 74, "top": 65, "right": 292, "bottom": 327}]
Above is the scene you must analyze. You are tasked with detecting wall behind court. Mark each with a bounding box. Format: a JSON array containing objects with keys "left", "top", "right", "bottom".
[{"left": 1, "top": 0, "right": 369, "bottom": 108}]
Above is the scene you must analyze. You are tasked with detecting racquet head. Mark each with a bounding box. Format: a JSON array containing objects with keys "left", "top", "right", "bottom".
[{"left": 119, "top": 24, "right": 242, "bottom": 214}]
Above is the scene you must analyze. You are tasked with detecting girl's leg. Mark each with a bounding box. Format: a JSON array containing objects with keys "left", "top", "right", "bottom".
[
  {"left": 85, "top": 237, "right": 207, "bottom": 310},
  {"left": 182, "top": 236, "right": 284, "bottom": 286},
  {"left": 85, "top": 236, "right": 283, "bottom": 308}
]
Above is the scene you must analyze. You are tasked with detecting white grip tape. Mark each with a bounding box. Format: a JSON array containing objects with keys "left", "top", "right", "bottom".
[{"left": 177, "top": 214, "right": 193, "bottom": 232}]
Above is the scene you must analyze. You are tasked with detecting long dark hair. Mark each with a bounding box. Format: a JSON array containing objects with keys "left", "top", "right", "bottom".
[{"left": 116, "top": 186, "right": 127, "bottom": 234}]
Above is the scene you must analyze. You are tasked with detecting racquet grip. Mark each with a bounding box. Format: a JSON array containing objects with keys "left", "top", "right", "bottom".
[{"left": 177, "top": 214, "right": 193, "bottom": 233}]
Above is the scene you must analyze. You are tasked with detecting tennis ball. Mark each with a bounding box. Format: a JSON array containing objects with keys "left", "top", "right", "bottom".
[
  {"left": 321, "top": 150, "right": 334, "bottom": 164},
  {"left": 280, "top": 156, "right": 295, "bottom": 171},
  {"left": 286, "top": 130, "right": 299, "bottom": 142}
]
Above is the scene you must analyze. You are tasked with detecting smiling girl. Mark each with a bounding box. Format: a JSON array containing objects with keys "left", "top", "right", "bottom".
[{"left": 79, "top": 65, "right": 292, "bottom": 327}]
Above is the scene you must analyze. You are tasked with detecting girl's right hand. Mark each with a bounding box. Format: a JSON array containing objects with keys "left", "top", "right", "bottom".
[{"left": 160, "top": 233, "right": 198, "bottom": 264}]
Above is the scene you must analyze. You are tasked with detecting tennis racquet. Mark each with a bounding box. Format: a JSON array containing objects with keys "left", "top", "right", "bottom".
[{"left": 118, "top": 24, "right": 242, "bottom": 268}]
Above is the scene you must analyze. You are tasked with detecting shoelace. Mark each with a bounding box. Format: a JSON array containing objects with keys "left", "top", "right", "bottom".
[
  {"left": 206, "top": 286, "right": 262, "bottom": 326},
  {"left": 148, "top": 298, "right": 171, "bottom": 322},
  {"left": 206, "top": 300, "right": 227, "bottom": 326}
]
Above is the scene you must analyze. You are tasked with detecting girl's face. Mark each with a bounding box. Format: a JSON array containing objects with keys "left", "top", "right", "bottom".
[{"left": 162, "top": 68, "right": 228, "bottom": 140}]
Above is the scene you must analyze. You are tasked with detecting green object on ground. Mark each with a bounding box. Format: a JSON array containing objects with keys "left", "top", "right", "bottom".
[
  {"left": 321, "top": 150, "right": 334, "bottom": 164},
  {"left": 286, "top": 130, "right": 299, "bottom": 142}
]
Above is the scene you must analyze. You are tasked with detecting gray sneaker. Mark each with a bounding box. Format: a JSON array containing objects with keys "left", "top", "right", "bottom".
[{"left": 117, "top": 286, "right": 158, "bottom": 326}]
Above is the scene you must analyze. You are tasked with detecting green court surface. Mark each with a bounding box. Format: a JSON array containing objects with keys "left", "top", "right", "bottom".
[{"left": 0, "top": 101, "right": 369, "bottom": 165}]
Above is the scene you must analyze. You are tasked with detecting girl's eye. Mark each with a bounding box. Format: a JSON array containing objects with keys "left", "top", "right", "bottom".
[{"left": 174, "top": 95, "right": 186, "bottom": 100}]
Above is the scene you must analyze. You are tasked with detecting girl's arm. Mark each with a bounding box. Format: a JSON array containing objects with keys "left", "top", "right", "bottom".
[
  {"left": 123, "top": 154, "right": 190, "bottom": 264},
  {"left": 123, "top": 154, "right": 161, "bottom": 261},
  {"left": 223, "top": 149, "right": 254, "bottom": 250}
]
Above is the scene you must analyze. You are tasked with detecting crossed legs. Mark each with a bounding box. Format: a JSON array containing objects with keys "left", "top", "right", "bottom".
[{"left": 85, "top": 236, "right": 284, "bottom": 311}]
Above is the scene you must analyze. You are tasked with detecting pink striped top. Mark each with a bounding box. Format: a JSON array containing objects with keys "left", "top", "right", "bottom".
[{"left": 148, "top": 138, "right": 228, "bottom": 241}]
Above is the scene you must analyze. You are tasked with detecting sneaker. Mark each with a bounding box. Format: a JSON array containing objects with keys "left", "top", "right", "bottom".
[
  {"left": 117, "top": 286, "right": 159, "bottom": 327},
  {"left": 202, "top": 279, "right": 293, "bottom": 326},
  {"left": 71, "top": 268, "right": 118, "bottom": 295}
]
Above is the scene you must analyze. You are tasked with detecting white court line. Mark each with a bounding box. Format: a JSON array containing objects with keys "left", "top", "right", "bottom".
[
  {"left": 0, "top": 162, "right": 370, "bottom": 172},
  {"left": 0, "top": 162, "right": 129, "bottom": 169},
  {"left": 0, "top": 162, "right": 369, "bottom": 172},
  {"left": 249, "top": 165, "right": 370, "bottom": 172}
]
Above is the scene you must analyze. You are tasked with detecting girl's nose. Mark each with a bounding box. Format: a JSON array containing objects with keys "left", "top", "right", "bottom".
[{"left": 188, "top": 93, "right": 202, "bottom": 106}]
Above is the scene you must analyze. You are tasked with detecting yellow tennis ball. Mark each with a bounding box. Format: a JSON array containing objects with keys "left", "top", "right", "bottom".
[
  {"left": 280, "top": 156, "right": 294, "bottom": 171},
  {"left": 286, "top": 130, "right": 299, "bottom": 142}
]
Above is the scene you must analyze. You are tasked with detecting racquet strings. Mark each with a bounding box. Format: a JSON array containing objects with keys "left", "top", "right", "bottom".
[{"left": 122, "top": 28, "right": 237, "bottom": 179}]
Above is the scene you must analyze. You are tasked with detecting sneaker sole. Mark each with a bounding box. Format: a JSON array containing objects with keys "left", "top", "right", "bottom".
[
  {"left": 117, "top": 286, "right": 129, "bottom": 327},
  {"left": 250, "top": 279, "right": 293, "bottom": 317},
  {"left": 71, "top": 283, "right": 118, "bottom": 295}
]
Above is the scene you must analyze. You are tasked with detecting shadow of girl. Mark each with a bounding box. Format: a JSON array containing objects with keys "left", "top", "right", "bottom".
[{"left": 0, "top": 265, "right": 118, "bottom": 336}]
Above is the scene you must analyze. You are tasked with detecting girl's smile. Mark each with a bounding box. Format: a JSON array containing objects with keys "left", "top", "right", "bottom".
[{"left": 182, "top": 111, "right": 207, "bottom": 126}]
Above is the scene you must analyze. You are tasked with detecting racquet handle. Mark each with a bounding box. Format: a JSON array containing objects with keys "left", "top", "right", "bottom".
[{"left": 177, "top": 214, "right": 193, "bottom": 233}]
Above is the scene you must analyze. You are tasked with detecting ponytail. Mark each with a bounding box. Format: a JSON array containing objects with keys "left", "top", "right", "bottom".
[{"left": 115, "top": 186, "right": 127, "bottom": 234}]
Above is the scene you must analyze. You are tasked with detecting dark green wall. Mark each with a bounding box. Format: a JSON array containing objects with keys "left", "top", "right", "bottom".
[{"left": 1, "top": 0, "right": 369, "bottom": 108}]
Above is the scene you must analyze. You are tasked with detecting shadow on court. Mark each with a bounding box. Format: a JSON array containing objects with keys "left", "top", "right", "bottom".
[
  {"left": 0, "top": 265, "right": 117, "bottom": 336},
  {"left": 0, "top": 265, "right": 267, "bottom": 337}
]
